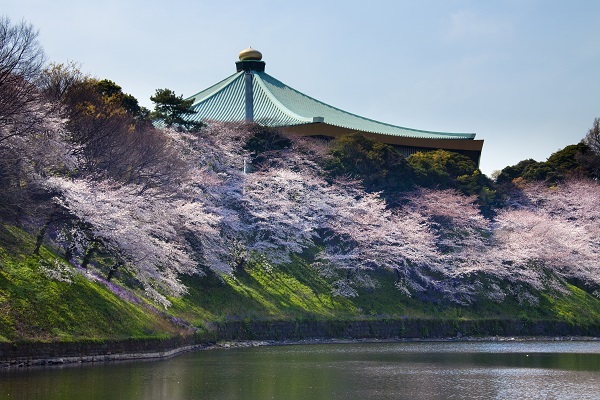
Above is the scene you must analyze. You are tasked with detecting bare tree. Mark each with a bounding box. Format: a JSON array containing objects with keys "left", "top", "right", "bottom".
[
  {"left": 38, "top": 61, "right": 84, "bottom": 102},
  {"left": 0, "top": 16, "right": 46, "bottom": 143},
  {"left": 584, "top": 117, "right": 600, "bottom": 154}
]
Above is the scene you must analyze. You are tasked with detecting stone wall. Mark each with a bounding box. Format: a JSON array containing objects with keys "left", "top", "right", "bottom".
[
  {"left": 2, "top": 319, "right": 598, "bottom": 366},
  {"left": 0, "top": 336, "right": 199, "bottom": 366},
  {"left": 206, "top": 318, "right": 600, "bottom": 342}
]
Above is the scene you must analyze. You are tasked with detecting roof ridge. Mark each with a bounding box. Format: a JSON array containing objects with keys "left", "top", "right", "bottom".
[
  {"left": 186, "top": 71, "right": 244, "bottom": 105},
  {"left": 257, "top": 72, "right": 475, "bottom": 139},
  {"left": 253, "top": 73, "right": 314, "bottom": 124}
]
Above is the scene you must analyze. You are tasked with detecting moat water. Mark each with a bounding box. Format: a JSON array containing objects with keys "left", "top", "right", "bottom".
[{"left": 2, "top": 341, "right": 600, "bottom": 399}]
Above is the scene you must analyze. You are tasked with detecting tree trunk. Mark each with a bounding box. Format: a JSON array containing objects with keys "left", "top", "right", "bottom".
[
  {"left": 106, "top": 261, "right": 122, "bottom": 282},
  {"left": 33, "top": 222, "right": 49, "bottom": 255},
  {"left": 81, "top": 241, "right": 98, "bottom": 269},
  {"left": 34, "top": 212, "right": 58, "bottom": 255},
  {"left": 63, "top": 243, "right": 75, "bottom": 263}
]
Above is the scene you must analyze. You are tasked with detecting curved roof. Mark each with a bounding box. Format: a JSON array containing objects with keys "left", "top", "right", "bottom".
[{"left": 185, "top": 70, "right": 477, "bottom": 141}]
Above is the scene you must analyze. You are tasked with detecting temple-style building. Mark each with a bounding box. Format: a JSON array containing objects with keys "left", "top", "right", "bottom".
[{"left": 184, "top": 48, "right": 484, "bottom": 164}]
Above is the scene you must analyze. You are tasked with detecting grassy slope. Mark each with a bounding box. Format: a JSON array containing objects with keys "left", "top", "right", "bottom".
[
  {"left": 169, "top": 257, "right": 359, "bottom": 326},
  {"left": 2, "top": 226, "right": 600, "bottom": 343},
  {"left": 169, "top": 255, "right": 600, "bottom": 331},
  {"left": 0, "top": 226, "right": 184, "bottom": 342}
]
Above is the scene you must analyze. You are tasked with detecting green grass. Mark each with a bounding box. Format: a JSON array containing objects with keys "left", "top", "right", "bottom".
[
  {"left": 2, "top": 224, "right": 600, "bottom": 343},
  {"left": 541, "top": 284, "right": 600, "bottom": 325},
  {"left": 170, "top": 255, "right": 600, "bottom": 330},
  {"left": 168, "top": 255, "right": 358, "bottom": 326},
  {"left": 0, "top": 225, "right": 183, "bottom": 342}
]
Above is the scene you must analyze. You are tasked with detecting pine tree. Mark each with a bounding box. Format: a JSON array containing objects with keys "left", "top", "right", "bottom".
[{"left": 150, "top": 88, "right": 203, "bottom": 132}]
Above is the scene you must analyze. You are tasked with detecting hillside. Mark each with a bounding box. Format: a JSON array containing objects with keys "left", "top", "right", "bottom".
[
  {"left": 0, "top": 226, "right": 187, "bottom": 343},
  {"left": 1, "top": 17, "right": 600, "bottom": 348},
  {"left": 3, "top": 213, "right": 600, "bottom": 345},
  {"left": 3, "top": 118, "right": 600, "bottom": 342},
  {"left": 3, "top": 100, "right": 600, "bottom": 344}
]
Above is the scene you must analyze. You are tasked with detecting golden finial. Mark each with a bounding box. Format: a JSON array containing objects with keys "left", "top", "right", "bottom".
[{"left": 238, "top": 47, "right": 262, "bottom": 61}]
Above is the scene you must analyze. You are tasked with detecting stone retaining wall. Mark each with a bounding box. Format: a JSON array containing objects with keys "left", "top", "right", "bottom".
[
  {"left": 0, "top": 336, "right": 199, "bottom": 367},
  {"left": 208, "top": 318, "right": 600, "bottom": 341},
  {"left": 2, "top": 319, "right": 599, "bottom": 367}
]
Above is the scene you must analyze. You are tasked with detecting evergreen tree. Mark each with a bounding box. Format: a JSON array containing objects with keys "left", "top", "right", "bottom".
[
  {"left": 325, "top": 134, "right": 414, "bottom": 201},
  {"left": 150, "top": 88, "right": 203, "bottom": 132},
  {"left": 407, "top": 149, "right": 477, "bottom": 189}
]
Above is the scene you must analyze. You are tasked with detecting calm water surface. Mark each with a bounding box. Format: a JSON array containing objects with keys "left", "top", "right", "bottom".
[{"left": 1, "top": 341, "right": 600, "bottom": 399}]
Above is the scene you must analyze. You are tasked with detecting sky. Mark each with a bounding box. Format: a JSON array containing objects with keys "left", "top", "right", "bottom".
[{"left": 4, "top": 0, "right": 600, "bottom": 175}]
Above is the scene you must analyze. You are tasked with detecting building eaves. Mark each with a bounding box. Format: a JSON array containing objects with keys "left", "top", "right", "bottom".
[
  {"left": 255, "top": 71, "right": 476, "bottom": 140},
  {"left": 184, "top": 55, "right": 476, "bottom": 141}
]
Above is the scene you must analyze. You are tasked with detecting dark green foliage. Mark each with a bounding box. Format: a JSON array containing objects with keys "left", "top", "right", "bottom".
[
  {"left": 407, "top": 150, "right": 496, "bottom": 214},
  {"left": 150, "top": 88, "right": 203, "bottom": 132},
  {"left": 325, "top": 136, "right": 496, "bottom": 212},
  {"left": 122, "top": 94, "right": 147, "bottom": 118},
  {"left": 521, "top": 161, "right": 557, "bottom": 182},
  {"left": 244, "top": 125, "right": 292, "bottom": 170},
  {"left": 325, "top": 134, "right": 414, "bottom": 200},
  {"left": 496, "top": 159, "right": 541, "bottom": 184},
  {"left": 546, "top": 143, "right": 586, "bottom": 172},
  {"left": 407, "top": 150, "right": 477, "bottom": 189},
  {"left": 455, "top": 169, "right": 489, "bottom": 195},
  {"left": 497, "top": 142, "right": 595, "bottom": 185},
  {"left": 95, "top": 79, "right": 146, "bottom": 118},
  {"left": 95, "top": 79, "right": 122, "bottom": 98},
  {"left": 456, "top": 170, "right": 497, "bottom": 215}
]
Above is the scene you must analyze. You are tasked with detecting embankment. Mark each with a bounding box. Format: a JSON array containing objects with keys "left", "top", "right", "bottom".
[
  {"left": 208, "top": 318, "right": 600, "bottom": 341},
  {"left": 2, "top": 318, "right": 599, "bottom": 367}
]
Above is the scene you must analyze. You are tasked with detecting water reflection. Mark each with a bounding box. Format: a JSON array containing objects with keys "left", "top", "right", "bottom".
[{"left": 1, "top": 341, "right": 599, "bottom": 400}]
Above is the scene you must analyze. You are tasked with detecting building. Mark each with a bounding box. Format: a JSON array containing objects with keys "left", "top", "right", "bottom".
[{"left": 184, "top": 48, "right": 484, "bottom": 164}]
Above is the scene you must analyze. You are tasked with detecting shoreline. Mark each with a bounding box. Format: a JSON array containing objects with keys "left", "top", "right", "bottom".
[
  {"left": 2, "top": 335, "right": 599, "bottom": 370},
  {"left": 0, "top": 343, "right": 204, "bottom": 369}
]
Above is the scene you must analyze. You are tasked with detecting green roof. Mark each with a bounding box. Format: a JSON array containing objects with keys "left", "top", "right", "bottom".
[{"left": 185, "top": 67, "right": 476, "bottom": 141}]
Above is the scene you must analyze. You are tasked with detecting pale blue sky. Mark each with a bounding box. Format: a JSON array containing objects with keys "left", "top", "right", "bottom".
[{"left": 5, "top": 0, "right": 600, "bottom": 175}]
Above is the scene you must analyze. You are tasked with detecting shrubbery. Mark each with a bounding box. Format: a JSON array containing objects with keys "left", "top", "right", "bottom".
[
  {"left": 324, "top": 134, "right": 495, "bottom": 212},
  {"left": 497, "top": 142, "right": 596, "bottom": 185},
  {"left": 325, "top": 134, "right": 414, "bottom": 201}
]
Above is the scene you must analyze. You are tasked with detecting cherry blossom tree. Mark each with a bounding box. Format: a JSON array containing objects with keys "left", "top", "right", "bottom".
[
  {"left": 0, "top": 100, "right": 74, "bottom": 223},
  {"left": 13, "top": 110, "right": 599, "bottom": 309},
  {"left": 399, "top": 189, "right": 494, "bottom": 303},
  {"left": 45, "top": 175, "right": 224, "bottom": 307},
  {"left": 224, "top": 129, "right": 442, "bottom": 298},
  {"left": 405, "top": 188, "right": 489, "bottom": 255},
  {"left": 490, "top": 179, "right": 600, "bottom": 291}
]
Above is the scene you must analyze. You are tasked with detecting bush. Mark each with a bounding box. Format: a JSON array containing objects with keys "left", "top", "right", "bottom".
[
  {"left": 498, "top": 143, "right": 593, "bottom": 185},
  {"left": 407, "top": 150, "right": 477, "bottom": 189},
  {"left": 325, "top": 134, "right": 414, "bottom": 200}
]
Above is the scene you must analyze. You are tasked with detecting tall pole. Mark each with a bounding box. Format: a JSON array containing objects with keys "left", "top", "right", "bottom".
[{"left": 244, "top": 72, "right": 254, "bottom": 122}]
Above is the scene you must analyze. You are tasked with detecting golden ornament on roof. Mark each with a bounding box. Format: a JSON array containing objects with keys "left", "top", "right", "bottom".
[{"left": 238, "top": 47, "right": 262, "bottom": 61}]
